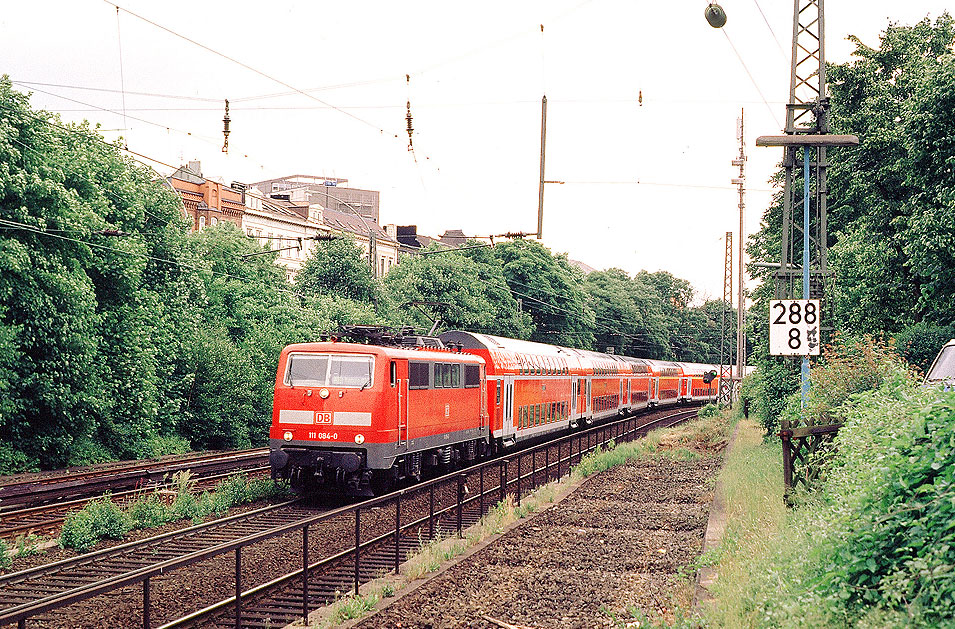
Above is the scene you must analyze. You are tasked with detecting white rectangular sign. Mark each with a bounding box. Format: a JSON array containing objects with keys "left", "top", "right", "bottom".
[{"left": 769, "top": 299, "right": 821, "bottom": 356}]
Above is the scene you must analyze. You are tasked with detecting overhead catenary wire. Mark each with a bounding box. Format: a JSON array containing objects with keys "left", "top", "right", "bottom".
[
  {"left": 720, "top": 28, "right": 783, "bottom": 130},
  {"left": 103, "top": 1, "right": 389, "bottom": 136}
]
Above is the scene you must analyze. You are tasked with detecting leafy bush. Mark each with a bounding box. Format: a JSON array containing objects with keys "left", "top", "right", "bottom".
[
  {"left": 86, "top": 497, "right": 132, "bottom": 540},
  {"left": 697, "top": 403, "right": 720, "bottom": 419},
  {"left": 0, "top": 539, "right": 10, "bottom": 570},
  {"left": 172, "top": 491, "right": 203, "bottom": 522},
  {"left": 828, "top": 392, "right": 955, "bottom": 623},
  {"left": 894, "top": 321, "right": 955, "bottom": 374},
  {"left": 60, "top": 511, "right": 98, "bottom": 552},
  {"left": 710, "top": 336, "right": 955, "bottom": 626},
  {"left": 0, "top": 444, "right": 36, "bottom": 475},
  {"left": 128, "top": 493, "right": 174, "bottom": 529}
]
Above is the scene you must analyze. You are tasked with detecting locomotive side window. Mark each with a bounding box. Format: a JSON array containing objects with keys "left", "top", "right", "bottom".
[
  {"left": 409, "top": 361, "right": 431, "bottom": 389},
  {"left": 451, "top": 364, "right": 461, "bottom": 388},
  {"left": 495, "top": 380, "right": 501, "bottom": 403},
  {"left": 390, "top": 361, "right": 397, "bottom": 387}
]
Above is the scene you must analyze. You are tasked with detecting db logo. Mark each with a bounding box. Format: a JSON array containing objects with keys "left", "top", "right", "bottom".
[{"left": 315, "top": 412, "right": 333, "bottom": 425}]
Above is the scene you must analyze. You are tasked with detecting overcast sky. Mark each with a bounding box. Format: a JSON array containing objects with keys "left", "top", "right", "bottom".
[{"left": 1, "top": 1, "right": 951, "bottom": 303}]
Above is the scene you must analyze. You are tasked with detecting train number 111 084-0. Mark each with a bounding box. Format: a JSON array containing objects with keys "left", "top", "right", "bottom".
[{"left": 769, "top": 299, "right": 821, "bottom": 356}]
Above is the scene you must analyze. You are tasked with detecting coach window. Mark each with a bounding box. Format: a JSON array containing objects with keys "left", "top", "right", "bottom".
[
  {"left": 409, "top": 361, "right": 431, "bottom": 389},
  {"left": 496, "top": 381, "right": 501, "bottom": 404}
]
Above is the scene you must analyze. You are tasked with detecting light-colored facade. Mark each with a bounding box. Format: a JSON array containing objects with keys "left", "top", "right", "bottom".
[
  {"left": 245, "top": 183, "right": 399, "bottom": 281},
  {"left": 170, "top": 165, "right": 401, "bottom": 281}
]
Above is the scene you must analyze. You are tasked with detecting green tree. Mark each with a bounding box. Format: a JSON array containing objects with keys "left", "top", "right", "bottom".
[
  {"left": 584, "top": 268, "right": 668, "bottom": 358},
  {"left": 492, "top": 239, "right": 594, "bottom": 348},
  {"left": 295, "top": 236, "right": 379, "bottom": 303},
  {"left": 0, "top": 77, "right": 195, "bottom": 468},
  {"left": 384, "top": 245, "right": 532, "bottom": 337}
]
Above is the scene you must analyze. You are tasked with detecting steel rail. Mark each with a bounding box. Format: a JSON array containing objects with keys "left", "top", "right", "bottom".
[
  {"left": 159, "top": 407, "right": 701, "bottom": 628},
  {"left": 0, "top": 405, "right": 702, "bottom": 628}
]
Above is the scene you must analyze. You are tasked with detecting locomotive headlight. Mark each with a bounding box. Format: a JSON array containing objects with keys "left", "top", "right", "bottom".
[
  {"left": 319, "top": 388, "right": 329, "bottom": 399},
  {"left": 355, "top": 434, "right": 365, "bottom": 444},
  {"left": 283, "top": 431, "right": 293, "bottom": 441}
]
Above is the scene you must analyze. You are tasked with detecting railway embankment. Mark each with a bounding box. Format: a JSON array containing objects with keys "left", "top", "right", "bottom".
[{"left": 309, "top": 409, "right": 733, "bottom": 629}]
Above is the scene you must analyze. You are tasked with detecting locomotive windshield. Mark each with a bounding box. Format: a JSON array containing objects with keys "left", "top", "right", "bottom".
[{"left": 286, "top": 353, "right": 374, "bottom": 388}]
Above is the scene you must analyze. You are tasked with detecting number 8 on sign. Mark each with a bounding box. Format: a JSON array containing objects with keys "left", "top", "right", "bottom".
[{"left": 769, "top": 300, "right": 821, "bottom": 356}]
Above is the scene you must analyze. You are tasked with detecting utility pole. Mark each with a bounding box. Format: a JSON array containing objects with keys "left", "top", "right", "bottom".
[
  {"left": 732, "top": 111, "right": 747, "bottom": 384},
  {"left": 537, "top": 94, "right": 547, "bottom": 239}
]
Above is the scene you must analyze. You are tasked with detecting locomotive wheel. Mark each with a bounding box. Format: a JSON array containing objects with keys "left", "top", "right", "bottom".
[{"left": 370, "top": 469, "right": 396, "bottom": 496}]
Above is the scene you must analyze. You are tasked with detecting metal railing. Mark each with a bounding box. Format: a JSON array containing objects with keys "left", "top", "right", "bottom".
[{"left": 1, "top": 411, "right": 691, "bottom": 628}]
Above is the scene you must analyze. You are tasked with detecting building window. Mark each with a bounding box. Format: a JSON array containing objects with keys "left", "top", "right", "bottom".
[
  {"left": 211, "top": 217, "right": 218, "bottom": 226},
  {"left": 198, "top": 216, "right": 206, "bottom": 230}
]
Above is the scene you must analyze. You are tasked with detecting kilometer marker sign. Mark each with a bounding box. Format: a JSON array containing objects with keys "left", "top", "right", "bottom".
[{"left": 769, "top": 299, "right": 821, "bottom": 356}]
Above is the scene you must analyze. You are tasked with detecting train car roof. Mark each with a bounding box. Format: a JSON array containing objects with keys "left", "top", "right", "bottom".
[
  {"left": 440, "top": 331, "right": 635, "bottom": 372},
  {"left": 674, "top": 362, "right": 718, "bottom": 376},
  {"left": 281, "top": 341, "right": 485, "bottom": 364}
]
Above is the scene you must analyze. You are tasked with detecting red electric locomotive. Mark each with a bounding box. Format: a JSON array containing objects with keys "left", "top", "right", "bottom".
[
  {"left": 269, "top": 328, "right": 726, "bottom": 494},
  {"left": 269, "top": 339, "right": 487, "bottom": 495}
]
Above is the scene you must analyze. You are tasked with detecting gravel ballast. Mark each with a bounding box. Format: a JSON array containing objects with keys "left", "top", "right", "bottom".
[{"left": 350, "top": 443, "right": 724, "bottom": 629}]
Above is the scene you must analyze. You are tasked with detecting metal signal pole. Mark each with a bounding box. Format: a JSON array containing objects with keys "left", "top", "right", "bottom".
[
  {"left": 757, "top": 0, "right": 858, "bottom": 494},
  {"left": 719, "top": 231, "right": 734, "bottom": 406}
]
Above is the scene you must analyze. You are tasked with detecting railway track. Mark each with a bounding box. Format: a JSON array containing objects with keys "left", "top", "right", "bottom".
[
  {"left": 0, "top": 449, "right": 270, "bottom": 541},
  {"left": 0, "top": 407, "right": 700, "bottom": 628}
]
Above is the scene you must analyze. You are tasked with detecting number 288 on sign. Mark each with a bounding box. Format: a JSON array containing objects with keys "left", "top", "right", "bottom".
[{"left": 769, "top": 300, "right": 821, "bottom": 356}]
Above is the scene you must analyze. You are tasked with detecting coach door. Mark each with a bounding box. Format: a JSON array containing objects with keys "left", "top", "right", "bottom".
[
  {"left": 585, "top": 378, "right": 592, "bottom": 414},
  {"left": 502, "top": 375, "right": 515, "bottom": 440},
  {"left": 650, "top": 377, "right": 659, "bottom": 405},
  {"left": 680, "top": 377, "right": 690, "bottom": 400},
  {"left": 571, "top": 376, "right": 578, "bottom": 417},
  {"left": 394, "top": 361, "right": 409, "bottom": 450}
]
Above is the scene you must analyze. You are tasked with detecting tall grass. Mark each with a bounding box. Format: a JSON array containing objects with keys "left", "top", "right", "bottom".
[{"left": 706, "top": 336, "right": 955, "bottom": 628}]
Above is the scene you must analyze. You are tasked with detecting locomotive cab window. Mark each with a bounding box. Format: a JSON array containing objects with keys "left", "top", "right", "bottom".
[{"left": 286, "top": 353, "right": 374, "bottom": 388}]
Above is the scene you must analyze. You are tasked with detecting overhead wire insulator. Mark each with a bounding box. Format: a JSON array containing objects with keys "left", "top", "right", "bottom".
[
  {"left": 405, "top": 74, "right": 414, "bottom": 152},
  {"left": 222, "top": 99, "right": 231, "bottom": 153}
]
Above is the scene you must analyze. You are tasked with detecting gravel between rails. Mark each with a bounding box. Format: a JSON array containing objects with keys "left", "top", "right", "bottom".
[{"left": 350, "top": 442, "right": 724, "bottom": 629}]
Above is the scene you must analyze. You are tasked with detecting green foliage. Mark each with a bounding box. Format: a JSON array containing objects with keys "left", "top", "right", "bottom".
[
  {"left": 295, "top": 236, "right": 379, "bottom": 302},
  {"left": 894, "top": 321, "right": 955, "bottom": 375},
  {"left": 492, "top": 239, "right": 593, "bottom": 347},
  {"left": 805, "top": 335, "right": 907, "bottom": 425},
  {"left": 0, "top": 539, "right": 9, "bottom": 570},
  {"left": 828, "top": 393, "right": 955, "bottom": 622},
  {"left": 385, "top": 244, "right": 533, "bottom": 338},
  {"left": 85, "top": 496, "right": 132, "bottom": 540},
  {"left": 585, "top": 268, "right": 668, "bottom": 357},
  {"left": 750, "top": 357, "right": 800, "bottom": 434},
  {"left": 127, "top": 493, "right": 174, "bottom": 529},
  {"left": 59, "top": 510, "right": 98, "bottom": 552},
  {"left": 710, "top": 335, "right": 955, "bottom": 627},
  {"left": 697, "top": 403, "right": 720, "bottom": 419}
]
